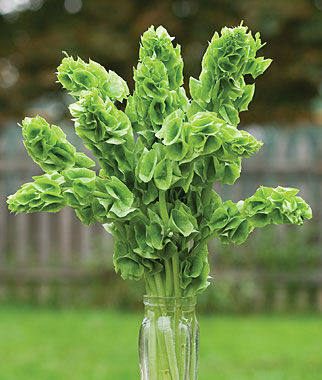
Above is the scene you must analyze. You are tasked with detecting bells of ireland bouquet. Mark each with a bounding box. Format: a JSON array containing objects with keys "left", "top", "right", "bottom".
[{"left": 8, "top": 24, "right": 312, "bottom": 380}]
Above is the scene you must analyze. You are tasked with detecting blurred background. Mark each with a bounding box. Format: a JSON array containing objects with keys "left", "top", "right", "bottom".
[{"left": 0, "top": 0, "right": 322, "bottom": 379}]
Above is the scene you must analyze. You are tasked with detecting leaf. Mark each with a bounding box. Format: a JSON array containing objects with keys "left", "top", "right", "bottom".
[
  {"left": 248, "top": 213, "right": 270, "bottom": 228},
  {"left": 154, "top": 158, "right": 172, "bottom": 190},
  {"left": 74, "top": 152, "right": 96, "bottom": 168},
  {"left": 113, "top": 240, "right": 144, "bottom": 281},
  {"left": 155, "top": 109, "right": 184, "bottom": 145},
  {"left": 230, "top": 219, "right": 252, "bottom": 245},
  {"left": 142, "top": 181, "right": 159, "bottom": 205},
  {"left": 91, "top": 198, "right": 113, "bottom": 223},
  {"left": 136, "top": 148, "right": 157, "bottom": 183},
  {"left": 222, "top": 160, "right": 241, "bottom": 185},
  {"left": 105, "top": 177, "right": 134, "bottom": 218},
  {"left": 73, "top": 69, "right": 98, "bottom": 89},
  {"left": 189, "top": 77, "right": 210, "bottom": 104},
  {"left": 170, "top": 209, "right": 194, "bottom": 237},
  {"left": 7, "top": 172, "right": 67, "bottom": 214},
  {"left": 184, "top": 255, "right": 205, "bottom": 279},
  {"left": 147, "top": 222, "right": 164, "bottom": 250},
  {"left": 247, "top": 57, "right": 272, "bottom": 79},
  {"left": 75, "top": 206, "right": 95, "bottom": 225},
  {"left": 236, "top": 84, "right": 255, "bottom": 112},
  {"left": 210, "top": 207, "right": 229, "bottom": 229},
  {"left": 219, "top": 104, "right": 239, "bottom": 126},
  {"left": 63, "top": 167, "right": 96, "bottom": 198},
  {"left": 133, "top": 221, "right": 157, "bottom": 258},
  {"left": 166, "top": 140, "right": 189, "bottom": 161},
  {"left": 185, "top": 260, "right": 210, "bottom": 296},
  {"left": 103, "top": 70, "right": 129, "bottom": 102}
]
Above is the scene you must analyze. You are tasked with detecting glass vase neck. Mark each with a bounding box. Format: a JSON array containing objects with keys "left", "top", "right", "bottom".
[{"left": 143, "top": 295, "right": 197, "bottom": 308}]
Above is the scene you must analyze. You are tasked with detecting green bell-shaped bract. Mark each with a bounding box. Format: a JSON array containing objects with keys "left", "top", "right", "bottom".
[
  {"left": 209, "top": 200, "right": 252, "bottom": 245},
  {"left": 113, "top": 239, "right": 145, "bottom": 281},
  {"left": 180, "top": 244, "right": 210, "bottom": 296},
  {"left": 74, "top": 152, "right": 96, "bottom": 169},
  {"left": 169, "top": 200, "right": 198, "bottom": 238},
  {"left": 135, "top": 148, "right": 158, "bottom": 183}
]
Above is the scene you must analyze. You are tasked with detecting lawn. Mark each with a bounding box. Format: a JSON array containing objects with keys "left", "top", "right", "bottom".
[{"left": 0, "top": 307, "right": 321, "bottom": 380}]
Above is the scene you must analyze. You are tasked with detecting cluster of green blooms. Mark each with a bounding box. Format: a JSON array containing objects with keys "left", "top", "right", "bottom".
[
  {"left": 8, "top": 25, "right": 312, "bottom": 298},
  {"left": 189, "top": 23, "right": 272, "bottom": 125},
  {"left": 126, "top": 26, "right": 189, "bottom": 147}
]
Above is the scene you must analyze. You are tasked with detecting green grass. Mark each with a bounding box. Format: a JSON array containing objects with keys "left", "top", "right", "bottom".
[{"left": 0, "top": 307, "right": 321, "bottom": 380}]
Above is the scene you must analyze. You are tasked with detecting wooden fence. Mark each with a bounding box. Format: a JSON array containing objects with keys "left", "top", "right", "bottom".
[{"left": 0, "top": 124, "right": 321, "bottom": 310}]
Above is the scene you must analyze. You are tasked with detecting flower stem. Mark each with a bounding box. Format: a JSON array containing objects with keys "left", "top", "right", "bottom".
[
  {"left": 159, "top": 190, "right": 169, "bottom": 225},
  {"left": 155, "top": 272, "right": 166, "bottom": 297},
  {"left": 172, "top": 254, "right": 181, "bottom": 298},
  {"left": 146, "top": 274, "right": 158, "bottom": 296},
  {"left": 165, "top": 259, "right": 174, "bottom": 297},
  {"left": 190, "top": 230, "right": 217, "bottom": 256}
]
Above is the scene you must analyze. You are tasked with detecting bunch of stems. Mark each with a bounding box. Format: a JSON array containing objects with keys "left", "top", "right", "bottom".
[{"left": 140, "top": 191, "right": 198, "bottom": 380}]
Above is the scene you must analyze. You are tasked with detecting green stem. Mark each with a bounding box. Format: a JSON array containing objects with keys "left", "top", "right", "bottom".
[
  {"left": 189, "top": 315, "right": 198, "bottom": 379},
  {"left": 154, "top": 307, "right": 172, "bottom": 379},
  {"left": 159, "top": 190, "right": 169, "bottom": 225},
  {"left": 146, "top": 274, "right": 158, "bottom": 296},
  {"left": 137, "top": 210, "right": 150, "bottom": 224},
  {"left": 154, "top": 272, "right": 166, "bottom": 297},
  {"left": 93, "top": 191, "right": 109, "bottom": 199},
  {"left": 171, "top": 253, "right": 181, "bottom": 376},
  {"left": 172, "top": 254, "right": 181, "bottom": 298},
  {"left": 145, "top": 274, "right": 151, "bottom": 295},
  {"left": 152, "top": 273, "right": 179, "bottom": 379},
  {"left": 190, "top": 230, "right": 216, "bottom": 256},
  {"left": 165, "top": 259, "right": 174, "bottom": 297},
  {"left": 145, "top": 191, "right": 183, "bottom": 378},
  {"left": 147, "top": 314, "right": 159, "bottom": 378}
]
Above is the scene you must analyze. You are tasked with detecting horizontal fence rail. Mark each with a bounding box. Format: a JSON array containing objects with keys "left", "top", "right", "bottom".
[{"left": 0, "top": 124, "right": 322, "bottom": 310}]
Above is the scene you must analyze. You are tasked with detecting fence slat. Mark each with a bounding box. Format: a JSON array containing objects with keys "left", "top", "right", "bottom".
[
  {"left": 60, "top": 208, "right": 72, "bottom": 265},
  {"left": 15, "top": 214, "right": 28, "bottom": 265},
  {"left": 0, "top": 181, "right": 7, "bottom": 265},
  {"left": 274, "top": 286, "right": 288, "bottom": 312},
  {"left": 80, "top": 223, "right": 91, "bottom": 262},
  {"left": 317, "top": 288, "right": 322, "bottom": 312},
  {"left": 39, "top": 213, "right": 50, "bottom": 265}
]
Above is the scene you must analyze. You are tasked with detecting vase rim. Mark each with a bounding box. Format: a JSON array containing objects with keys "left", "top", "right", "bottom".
[{"left": 143, "top": 295, "right": 197, "bottom": 307}]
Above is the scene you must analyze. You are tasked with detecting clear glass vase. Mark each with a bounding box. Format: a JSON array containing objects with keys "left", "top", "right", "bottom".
[{"left": 139, "top": 296, "right": 199, "bottom": 380}]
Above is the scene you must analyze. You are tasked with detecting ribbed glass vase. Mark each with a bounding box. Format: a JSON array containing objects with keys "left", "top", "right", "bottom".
[{"left": 139, "top": 296, "right": 199, "bottom": 380}]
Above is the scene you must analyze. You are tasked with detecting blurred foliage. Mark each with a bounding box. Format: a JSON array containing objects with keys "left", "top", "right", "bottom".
[
  {"left": 0, "top": 0, "right": 322, "bottom": 125},
  {"left": 213, "top": 224, "right": 321, "bottom": 272}
]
